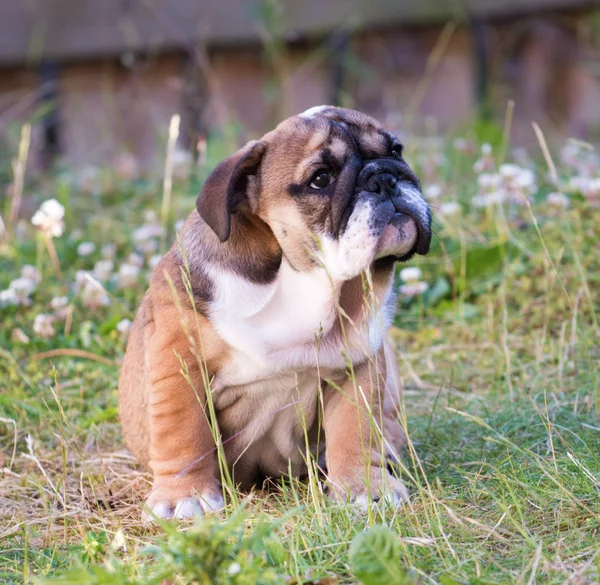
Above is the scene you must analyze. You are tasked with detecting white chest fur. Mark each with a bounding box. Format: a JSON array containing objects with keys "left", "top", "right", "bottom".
[{"left": 206, "top": 260, "right": 393, "bottom": 390}]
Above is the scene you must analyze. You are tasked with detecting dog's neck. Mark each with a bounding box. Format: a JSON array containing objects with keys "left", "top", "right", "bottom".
[
  {"left": 179, "top": 210, "right": 396, "bottom": 353},
  {"left": 175, "top": 211, "right": 398, "bottom": 379}
]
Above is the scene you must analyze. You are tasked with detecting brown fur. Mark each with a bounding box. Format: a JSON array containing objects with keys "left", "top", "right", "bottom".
[{"left": 118, "top": 107, "right": 423, "bottom": 518}]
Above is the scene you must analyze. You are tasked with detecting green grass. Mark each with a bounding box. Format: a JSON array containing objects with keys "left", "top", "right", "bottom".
[{"left": 0, "top": 127, "right": 599, "bottom": 584}]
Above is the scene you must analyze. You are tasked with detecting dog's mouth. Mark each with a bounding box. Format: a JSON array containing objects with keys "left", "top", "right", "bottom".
[
  {"left": 375, "top": 214, "right": 420, "bottom": 261},
  {"left": 371, "top": 182, "right": 432, "bottom": 261}
]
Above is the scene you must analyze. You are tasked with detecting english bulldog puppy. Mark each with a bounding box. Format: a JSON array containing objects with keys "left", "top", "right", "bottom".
[{"left": 118, "top": 106, "right": 432, "bottom": 520}]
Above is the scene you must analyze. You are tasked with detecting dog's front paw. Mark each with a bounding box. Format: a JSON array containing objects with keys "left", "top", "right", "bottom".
[
  {"left": 142, "top": 477, "right": 225, "bottom": 522},
  {"left": 328, "top": 468, "right": 409, "bottom": 508}
]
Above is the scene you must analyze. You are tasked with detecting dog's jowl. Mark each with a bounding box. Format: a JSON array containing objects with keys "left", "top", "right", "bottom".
[{"left": 118, "top": 106, "right": 432, "bottom": 520}]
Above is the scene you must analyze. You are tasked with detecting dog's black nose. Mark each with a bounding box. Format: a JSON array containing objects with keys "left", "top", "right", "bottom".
[{"left": 366, "top": 173, "right": 398, "bottom": 196}]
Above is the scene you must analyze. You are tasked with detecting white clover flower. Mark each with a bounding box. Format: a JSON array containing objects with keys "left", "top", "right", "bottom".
[
  {"left": 477, "top": 173, "right": 501, "bottom": 191},
  {"left": 399, "top": 267, "right": 428, "bottom": 297},
  {"left": 50, "top": 296, "right": 70, "bottom": 320},
  {"left": 438, "top": 202, "right": 461, "bottom": 216},
  {"left": 227, "top": 563, "right": 242, "bottom": 576},
  {"left": 11, "top": 277, "right": 36, "bottom": 294},
  {"left": 546, "top": 192, "right": 570, "bottom": 209},
  {"left": 118, "top": 263, "right": 140, "bottom": 288},
  {"left": 481, "top": 143, "right": 492, "bottom": 156},
  {"left": 175, "top": 219, "right": 185, "bottom": 232},
  {"left": 498, "top": 163, "right": 519, "bottom": 178},
  {"left": 33, "top": 313, "right": 56, "bottom": 339},
  {"left": 560, "top": 142, "right": 581, "bottom": 167},
  {"left": 499, "top": 164, "right": 535, "bottom": 191},
  {"left": 424, "top": 184, "right": 441, "bottom": 199},
  {"left": 452, "top": 137, "right": 472, "bottom": 153},
  {"left": 77, "top": 241, "right": 96, "bottom": 257},
  {"left": 116, "top": 318, "right": 132, "bottom": 341},
  {"left": 81, "top": 281, "right": 110, "bottom": 309},
  {"left": 567, "top": 176, "right": 585, "bottom": 193},
  {"left": 137, "top": 239, "right": 158, "bottom": 256},
  {"left": 92, "top": 260, "right": 114, "bottom": 282},
  {"left": 101, "top": 243, "right": 117, "bottom": 259},
  {"left": 472, "top": 191, "right": 506, "bottom": 208},
  {"left": 31, "top": 199, "right": 65, "bottom": 238},
  {"left": 475, "top": 163, "right": 536, "bottom": 207},
  {"left": 114, "top": 152, "right": 140, "bottom": 181},
  {"left": 473, "top": 159, "right": 491, "bottom": 174},
  {"left": 128, "top": 253, "right": 145, "bottom": 268},
  {"left": 8, "top": 277, "right": 36, "bottom": 305},
  {"left": 21, "top": 265, "right": 40, "bottom": 283},
  {"left": 399, "top": 282, "right": 429, "bottom": 296},
  {"left": 560, "top": 142, "right": 599, "bottom": 177},
  {"left": 567, "top": 176, "right": 600, "bottom": 203},
  {"left": 50, "top": 296, "right": 68, "bottom": 310},
  {"left": 586, "top": 178, "right": 600, "bottom": 200},
  {"left": 399, "top": 267, "right": 423, "bottom": 283},
  {"left": 133, "top": 224, "right": 163, "bottom": 249},
  {"left": 0, "top": 288, "right": 19, "bottom": 307}
]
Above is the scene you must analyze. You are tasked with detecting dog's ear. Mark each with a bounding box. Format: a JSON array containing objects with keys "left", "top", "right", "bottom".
[{"left": 197, "top": 140, "right": 266, "bottom": 242}]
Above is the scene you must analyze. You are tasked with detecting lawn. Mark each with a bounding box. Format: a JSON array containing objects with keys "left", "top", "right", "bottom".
[{"left": 0, "top": 120, "right": 599, "bottom": 584}]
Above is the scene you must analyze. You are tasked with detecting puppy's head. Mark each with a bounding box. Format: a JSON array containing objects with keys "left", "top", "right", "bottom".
[{"left": 197, "top": 106, "right": 431, "bottom": 280}]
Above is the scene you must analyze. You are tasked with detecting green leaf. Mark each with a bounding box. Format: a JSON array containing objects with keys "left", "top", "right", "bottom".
[
  {"left": 263, "top": 533, "right": 287, "bottom": 566},
  {"left": 98, "top": 313, "right": 125, "bottom": 335},
  {"left": 348, "top": 525, "right": 413, "bottom": 585},
  {"left": 432, "top": 300, "right": 480, "bottom": 320},
  {"left": 422, "top": 276, "right": 451, "bottom": 307},
  {"left": 453, "top": 242, "right": 507, "bottom": 285},
  {"left": 440, "top": 576, "right": 462, "bottom": 585},
  {"left": 35, "top": 565, "right": 133, "bottom": 585}
]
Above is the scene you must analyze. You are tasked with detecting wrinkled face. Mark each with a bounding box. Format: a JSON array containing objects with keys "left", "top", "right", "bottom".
[{"left": 256, "top": 106, "right": 431, "bottom": 280}]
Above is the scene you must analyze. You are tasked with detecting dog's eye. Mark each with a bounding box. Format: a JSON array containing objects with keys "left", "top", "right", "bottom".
[
  {"left": 309, "top": 169, "right": 333, "bottom": 189},
  {"left": 391, "top": 144, "right": 403, "bottom": 159}
]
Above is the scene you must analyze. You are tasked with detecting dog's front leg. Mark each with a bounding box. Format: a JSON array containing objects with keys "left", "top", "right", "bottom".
[
  {"left": 144, "top": 301, "right": 225, "bottom": 521},
  {"left": 323, "top": 347, "right": 409, "bottom": 506}
]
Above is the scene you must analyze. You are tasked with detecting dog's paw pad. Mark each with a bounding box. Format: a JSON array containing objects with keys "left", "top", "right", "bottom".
[
  {"left": 349, "top": 479, "right": 410, "bottom": 509},
  {"left": 144, "top": 492, "right": 225, "bottom": 522},
  {"left": 173, "top": 497, "right": 204, "bottom": 519},
  {"left": 148, "top": 501, "right": 174, "bottom": 520},
  {"left": 194, "top": 492, "right": 226, "bottom": 512},
  {"left": 353, "top": 489, "right": 409, "bottom": 509}
]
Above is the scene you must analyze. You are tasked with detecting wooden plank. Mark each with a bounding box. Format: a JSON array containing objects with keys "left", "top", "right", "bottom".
[{"left": 0, "top": 0, "right": 596, "bottom": 66}]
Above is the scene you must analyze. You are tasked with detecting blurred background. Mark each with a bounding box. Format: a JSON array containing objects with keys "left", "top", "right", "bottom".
[{"left": 1, "top": 0, "right": 600, "bottom": 172}]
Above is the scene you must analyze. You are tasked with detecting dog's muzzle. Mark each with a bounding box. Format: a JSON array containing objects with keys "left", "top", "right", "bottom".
[{"left": 358, "top": 162, "right": 432, "bottom": 256}]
